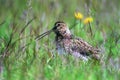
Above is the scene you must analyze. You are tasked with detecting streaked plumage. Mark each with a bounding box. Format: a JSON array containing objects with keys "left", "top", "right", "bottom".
[{"left": 36, "top": 21, "right": 100, "bottom": 61}]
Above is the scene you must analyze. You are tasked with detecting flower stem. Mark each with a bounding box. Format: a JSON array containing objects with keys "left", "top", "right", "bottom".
[{"left": 89, "top": 23, "right": 93, "bottom": 37}]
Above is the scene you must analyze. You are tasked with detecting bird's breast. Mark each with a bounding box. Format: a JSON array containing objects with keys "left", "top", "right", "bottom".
[{"left": 55, "top": 39, "right": 71, "bottom": 55}]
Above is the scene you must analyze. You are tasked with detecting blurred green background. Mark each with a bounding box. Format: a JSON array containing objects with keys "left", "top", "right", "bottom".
[{"left": 0, "top": 0, "right": 120, "bottom": 80}]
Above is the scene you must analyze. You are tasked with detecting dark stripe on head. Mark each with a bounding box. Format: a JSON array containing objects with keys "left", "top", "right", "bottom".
[{"left": 54, "top": 21, "right": 64, "bottom": 26}]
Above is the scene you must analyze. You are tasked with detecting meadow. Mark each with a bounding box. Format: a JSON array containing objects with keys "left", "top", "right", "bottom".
[{"left": 0, "top": 0, "right": 120, "bottom": 80}]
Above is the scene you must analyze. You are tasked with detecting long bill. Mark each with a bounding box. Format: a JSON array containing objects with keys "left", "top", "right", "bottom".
[{"left": 35, "top": 29, "right": 53, "bottom": 40}]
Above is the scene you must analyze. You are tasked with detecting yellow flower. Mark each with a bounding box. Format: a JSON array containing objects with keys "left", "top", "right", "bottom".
[
  {"left": 74, "top": 12, "right": 83, "bottom": 20},
  {"left": 84, "top": 17, "right": 93, "bottom": 24}
]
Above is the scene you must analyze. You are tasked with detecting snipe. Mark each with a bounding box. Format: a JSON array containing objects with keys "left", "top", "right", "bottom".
[{"left": 36, "top": 21, "right": 100, "bottom": 61}]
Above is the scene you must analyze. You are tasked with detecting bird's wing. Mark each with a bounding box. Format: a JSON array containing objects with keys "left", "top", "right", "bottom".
[{"left": 71, "top": 38, "right": 100, "bottom": 60}]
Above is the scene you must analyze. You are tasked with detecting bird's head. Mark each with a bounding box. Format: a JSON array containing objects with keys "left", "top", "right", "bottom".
[
  {"left": 35, "top": 21, "right": 72, "bottom": 40},
  {"left": 52, "top": 21, "right": 71, "bottom": 38}
]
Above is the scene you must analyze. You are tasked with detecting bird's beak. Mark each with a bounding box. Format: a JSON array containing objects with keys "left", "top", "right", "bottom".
[{"left": 35, "top": 29, "right": 53, "bottom": 40}]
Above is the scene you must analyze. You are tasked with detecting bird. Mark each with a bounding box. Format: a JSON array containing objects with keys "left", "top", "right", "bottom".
[{"left": 36, "top": 21, "right": 100, "bottom": 61}]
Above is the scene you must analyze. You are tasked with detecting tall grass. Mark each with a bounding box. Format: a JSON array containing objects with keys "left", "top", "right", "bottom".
[{"left": 0, "top": 0, "right": 120, "bottom": 80}]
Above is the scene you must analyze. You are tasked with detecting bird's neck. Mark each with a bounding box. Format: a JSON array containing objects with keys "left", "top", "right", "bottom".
[{"left": 55, "top": 34, "right": 73, "bottom": 41}]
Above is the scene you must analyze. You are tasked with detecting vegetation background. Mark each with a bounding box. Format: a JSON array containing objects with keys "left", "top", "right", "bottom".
[{"left": 0, "top": 0, "right": 120, "bottom": 80}]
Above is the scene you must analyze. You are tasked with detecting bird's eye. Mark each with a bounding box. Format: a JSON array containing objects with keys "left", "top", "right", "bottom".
[{"left": 56, "top": 23, "right": 60, "bottom": 26}]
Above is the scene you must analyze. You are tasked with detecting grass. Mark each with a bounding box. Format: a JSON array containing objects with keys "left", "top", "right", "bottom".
[{"left": 0, "top": 0, "right": 120, "bottom": 80}]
